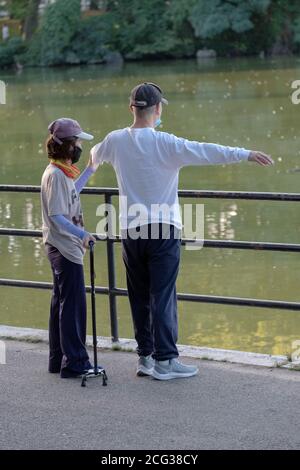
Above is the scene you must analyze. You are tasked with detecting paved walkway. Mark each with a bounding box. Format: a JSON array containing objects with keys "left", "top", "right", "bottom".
[{"left": 1, "top": 340, "right": 300, "bottom": 450}]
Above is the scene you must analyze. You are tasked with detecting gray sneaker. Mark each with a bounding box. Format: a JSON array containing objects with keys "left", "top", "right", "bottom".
[
  {"left": 152, "top": 358, "right": 198, "bottom": 380},
  {"left": 136, "top": 355, "right": 154, "bottom": 377}
]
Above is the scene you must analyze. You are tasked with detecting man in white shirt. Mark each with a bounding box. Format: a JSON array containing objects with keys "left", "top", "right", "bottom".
[{"left": 91, "top": 82, "right": 274, "bottom": 381}]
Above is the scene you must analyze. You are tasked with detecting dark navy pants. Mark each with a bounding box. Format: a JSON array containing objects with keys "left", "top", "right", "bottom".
[
  {"left": 46, "top": 244, "right": 91, "bottom": 375},
  {"left": 121, "top": 224, "right": 181, "bottom": 361}
]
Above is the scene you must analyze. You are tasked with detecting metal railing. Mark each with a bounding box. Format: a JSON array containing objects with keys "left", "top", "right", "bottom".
[{"left": 1, "top": 184, "right": 300, "bottom": 343}]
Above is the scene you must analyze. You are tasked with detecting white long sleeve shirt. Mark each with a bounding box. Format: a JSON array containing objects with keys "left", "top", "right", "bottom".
[{"left": 91, "top": 127, "right": 250, "bottom": 230}]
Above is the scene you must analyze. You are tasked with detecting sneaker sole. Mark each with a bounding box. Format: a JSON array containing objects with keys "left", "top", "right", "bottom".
[
  {"left": 152, "top": 369, "right": 198, "bottom": 380},
  {"left": 136, "top": 365, "right": 154, "bottom": 377}
]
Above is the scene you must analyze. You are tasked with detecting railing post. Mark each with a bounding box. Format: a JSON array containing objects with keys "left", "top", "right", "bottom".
[{"left": 104, "top": 193, "right": 119, "bottom": 343}]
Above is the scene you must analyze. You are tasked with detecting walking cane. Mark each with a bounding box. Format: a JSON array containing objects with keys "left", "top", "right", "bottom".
[{"left": 81, "top": 240, "right": 108, "bottom": 387}]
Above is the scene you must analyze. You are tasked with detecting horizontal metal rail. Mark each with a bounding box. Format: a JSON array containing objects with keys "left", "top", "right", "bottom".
[
  {"left": 1, "top": 228, "right": 300, "bottom": 252},
  {"left": 0, "top": 278, "right": 109, "bottom": 295},
  {"left": 1, "top": 278, "right": 299, "bottom": 310},
  {"left": 1, "top": 184, "right": 300, "bottom": 343},
  {"left": 1, "top": 184, "right": 300, "bottom": 200}
]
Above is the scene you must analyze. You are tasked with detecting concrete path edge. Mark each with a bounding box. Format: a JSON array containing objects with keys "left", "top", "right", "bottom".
[{"left": 1, "top": 324, "right": 299, "bottom": 369}]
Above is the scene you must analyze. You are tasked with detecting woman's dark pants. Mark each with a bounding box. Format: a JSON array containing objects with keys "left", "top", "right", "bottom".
[{"left": 46, "top": 244, "right": 91, "bottom": 376}]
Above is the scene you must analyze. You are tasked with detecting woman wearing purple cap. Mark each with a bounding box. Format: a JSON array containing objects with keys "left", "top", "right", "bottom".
[{"left": 41, "top": 118, "right": 100, "bottom": 378}]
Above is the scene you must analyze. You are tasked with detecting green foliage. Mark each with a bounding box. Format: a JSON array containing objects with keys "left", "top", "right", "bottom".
[
  {"left": 0, "top": 37, "right": 27, "bottom": 67},
  {"left": 269, "top": 0, "right": 300, "bottom": 53},
  {"left": 2, "top": 0, "right": 300, "bottom": 68},
  {"left": 163, "top": 0, "right": 197, "bottom": 57},
  {"left": 25, "top": 0, "right": 81, "bottom": 66},
  {"left": 8, "top": 0, "right": 30, "bottom": 22},
  {"left": 106, "top": 0, "right": 195, "bottom": 59},
  {"left": 187, "top": 0, "right": 300, "bottom": 56},
  {"left": 293, "top": 18, "right": 300, "bottom": 44},
  {"left": 67, "top": 14, "right": 113, "bottom": 64},
  {"left": 189, "top": 0, "right": 271, "bottom": 39}
]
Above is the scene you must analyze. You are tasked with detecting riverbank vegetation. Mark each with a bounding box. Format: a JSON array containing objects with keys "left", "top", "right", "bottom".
[{"left": 1, "top": 0, "right": 300, "bottom": 68}]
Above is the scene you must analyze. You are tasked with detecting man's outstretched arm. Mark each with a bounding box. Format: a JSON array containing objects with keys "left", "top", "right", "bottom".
[{"left": 167, "top": 134, "right": 274, "bottom": 168}]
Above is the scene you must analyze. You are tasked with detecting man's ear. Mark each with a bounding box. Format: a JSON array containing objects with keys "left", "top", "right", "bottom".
[{"left": 129, "top": 105, "right": 134, "bottom": 114}]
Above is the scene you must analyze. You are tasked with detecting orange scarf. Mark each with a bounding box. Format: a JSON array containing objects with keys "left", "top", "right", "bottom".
[{"left": 50, "top": 159, "right": 80, "bottom": 179}]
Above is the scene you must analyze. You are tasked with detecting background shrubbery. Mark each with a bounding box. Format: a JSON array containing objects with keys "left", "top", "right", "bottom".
[
  {"left": 1, "top": 0, "right": 300, "bottom": 68},
  {"left": 0, "top": 37, "right": 27, "bottom": 67}
]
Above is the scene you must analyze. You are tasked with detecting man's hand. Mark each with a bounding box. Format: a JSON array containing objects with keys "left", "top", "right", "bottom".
[
  {"left": 248, "top": 151, "right": 274, "bottom": 166},
  {"left": 87, "top": 151, "right": 100, "bottom": 173},
  {"left": 82, "top": 233, "right": 96, "bottom": 248}
]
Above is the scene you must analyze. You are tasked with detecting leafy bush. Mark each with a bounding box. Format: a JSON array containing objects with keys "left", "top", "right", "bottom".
[
  {"left": 25, "top": 0, "right": 81, "bottom": 66},
  {"left": 189, "top": 0, "right": 300, "bottom": 56},
  {"left": 293, "top": 17, "right": 300, "bottom": 45},
  {"left": 68, "top": 14, "right": 114, "bottom": 64},
  {"left": 106, "top": 0, "right": 195, "bottom": 59},
  {"left": 5, "top": 0, "right": 300, "bottom": 67},
  {"left": 189, "top": 0, "right": 271, "bottom": 39},
  {"left": 0, "top": 37, "right": 27, "bottom": 68},
  {"left": 8, "top": 0, "right": 30, "bottom": 21}
]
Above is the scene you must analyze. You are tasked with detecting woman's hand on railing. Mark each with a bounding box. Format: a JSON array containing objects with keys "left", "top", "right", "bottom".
[
  {"left": 82, "top": 233, "right": 96, "bottom": 248},
  {"left": 248, "top": 151, "right": 274, "bottom": 166}
]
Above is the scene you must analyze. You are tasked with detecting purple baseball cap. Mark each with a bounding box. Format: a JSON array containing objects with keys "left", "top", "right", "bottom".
[{"left": 48, "top": 118, "right": 94, "bottom": 145}]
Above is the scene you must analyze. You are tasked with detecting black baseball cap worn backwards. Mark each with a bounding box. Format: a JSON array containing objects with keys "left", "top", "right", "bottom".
[{"left": 130, "top": 82, "right": 168, "bottom": 108}]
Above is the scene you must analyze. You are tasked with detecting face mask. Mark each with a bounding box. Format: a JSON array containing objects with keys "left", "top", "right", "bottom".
[
  {"left": 71, "top": 145, "right": 82, "bottom": 164},
  {"left": 155, "top": 118, "right": 162, "bottom": 128}
]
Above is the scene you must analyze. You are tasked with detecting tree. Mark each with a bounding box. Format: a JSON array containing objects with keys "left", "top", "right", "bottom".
[
  {"left": 0, "top": 37, "right": 27, "bottom": 67},
  {"left": 68, "top": 13, "right": 112, "bottom": 64},
  {"left": 189, "top": 0, "right": 271, "bottom": 39},
  {"left": 6, "top": 0, "right": 300, "bottom": 68},
  {"left": 188, "top": 0, "right": 300, "bottom": 55},
  {"left": 105, "top": 0, "right": 195, "bottom": 59},
  {"left": 23, "top": 0, "right": 40, "bottom": 40},
  {"left": 8, "top": 0, "right": 30, "bottom": 22},
  {"left": 8, "top": 0, "right": 40, "bottom": 40},
  {"left": 26, "top": 0, "right": 81, "bottom": 65},
  {"left": 267, "top": 0, "right": 300, "bottom": 54}
]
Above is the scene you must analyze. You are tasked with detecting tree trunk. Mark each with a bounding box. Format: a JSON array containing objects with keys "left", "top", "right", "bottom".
[{"left": 23, "top": 0, "right": 40, "bottom": 41}]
